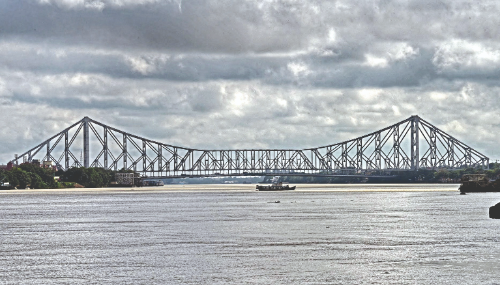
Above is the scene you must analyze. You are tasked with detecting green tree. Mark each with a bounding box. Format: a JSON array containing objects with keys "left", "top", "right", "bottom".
[
  {"left": 448, "top": 170, "right": 460, "bottom": 182},
  {"left": 0, "top": 169, "right": 6, "bottom": 184},
  {"left": 6, "top": 168, "right": 31, "bottom": 188},
  {"left": 59, "top": 167, "right": 115, "bottom": 188},
  {"left": 29, "top": 172, "right": 47, "bottom": 189},
  {"left": 19, "top": 163, "right": 56, "bottom": 188},
  {"left": 434, "top": 169, "right": 450, "bottom": 181}
]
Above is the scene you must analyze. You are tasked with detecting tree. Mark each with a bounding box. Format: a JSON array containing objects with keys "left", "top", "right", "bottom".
[
  {"left": 6, "top": 168, "right": 31, "bottom": 189},
  {"left": 19, "top": 163, "right": 56, "bottom": 188},
  {"left": 59, "top": 167, "right": 114, "bottom": 188},
  {"left": 434, "top": 169, "right": 450, "bottom": 181},
  {"left": 29, "top": 173, "right": 47, "bottom": 189},
  {"left": 0, "top": 169, "right": 6, "bottom": 184}
]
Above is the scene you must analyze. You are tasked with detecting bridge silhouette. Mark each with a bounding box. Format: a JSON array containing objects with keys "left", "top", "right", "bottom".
[{"left": 11, "top": 115, "right": 489, "bottom": 178}]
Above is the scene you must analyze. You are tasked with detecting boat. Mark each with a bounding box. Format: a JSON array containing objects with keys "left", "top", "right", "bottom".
[
  {"left": 459, "top": 174, "right": 500, "bottom": 193},
  {"left": 489, "top": 202, "right": 500, "bottom": 219},
  {"left": 142, "top": 180, "right": 165, "bottom": 187},
  {"left": 256, "top": 176, "right": 296, "bottom": 191},
  {"left": 0, "top": 180, "right": 11, "bottom": 190}
]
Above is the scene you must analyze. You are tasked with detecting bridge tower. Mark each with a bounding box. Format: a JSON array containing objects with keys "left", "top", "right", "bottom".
[
  {"left": 83, "top": 116, "right": 90, "bottom": 168},
  {"left": 411, "top": 115, "right": 420, "bottom": 171}
]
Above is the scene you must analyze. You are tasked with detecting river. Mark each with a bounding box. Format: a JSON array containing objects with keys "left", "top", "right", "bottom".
[{"left": 1, "top": 184, "right": 499, "bottom": 284}]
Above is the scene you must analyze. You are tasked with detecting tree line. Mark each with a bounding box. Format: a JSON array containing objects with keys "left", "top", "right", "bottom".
[
  {"left": 2, "top": 163, "right": 499, "bottom": 189},
  {"left": 1, "top": 163, "right": 58, "bottom": 189},
  {"left": 264, "top": 163, "right": 500, "bottom": 184},
  {"left": 0, "top": 163, "right": 135, "bottom": 189}
]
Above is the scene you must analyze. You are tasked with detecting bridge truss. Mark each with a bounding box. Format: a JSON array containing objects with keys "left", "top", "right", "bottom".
[{"left": 11, "top": 115, "right": 489, "bottom": 178}]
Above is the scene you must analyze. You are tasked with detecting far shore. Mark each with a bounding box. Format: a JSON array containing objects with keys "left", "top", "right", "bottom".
[{"left": 0, "top": 183, "right": 460, "bottom": 194}]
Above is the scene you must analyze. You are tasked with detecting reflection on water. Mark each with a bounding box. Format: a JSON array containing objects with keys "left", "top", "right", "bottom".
[{"left": 1, "top": 185, "right": 499, "bottom": 284}]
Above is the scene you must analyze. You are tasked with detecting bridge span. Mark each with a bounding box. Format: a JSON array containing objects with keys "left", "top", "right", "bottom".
[{"left": 11, "top": 115, "right": 489, "bottom": 178}]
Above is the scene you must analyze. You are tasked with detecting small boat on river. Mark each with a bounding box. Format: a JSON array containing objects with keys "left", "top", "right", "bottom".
[{"left": 256, "top": 176, "right": 296, "bottom": 191}]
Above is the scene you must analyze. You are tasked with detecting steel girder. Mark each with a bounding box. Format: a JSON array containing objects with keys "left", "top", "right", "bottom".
[{"left": 11, "top": 115, "right": 489, "bottom": 177}]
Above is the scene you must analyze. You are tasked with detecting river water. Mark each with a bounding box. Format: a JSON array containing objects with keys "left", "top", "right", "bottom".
[{"left": 1, "top": 184, "right": 499, "bottom": 284}]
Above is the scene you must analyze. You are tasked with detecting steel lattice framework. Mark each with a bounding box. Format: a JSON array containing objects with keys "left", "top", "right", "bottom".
[{"left": 11, "top": 115, "right": 489, "bottom": 177}]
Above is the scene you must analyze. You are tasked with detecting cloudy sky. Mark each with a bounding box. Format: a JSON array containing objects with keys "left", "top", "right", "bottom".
[{"left": 1, "top": 0, "right": 499, "bottom": 163}]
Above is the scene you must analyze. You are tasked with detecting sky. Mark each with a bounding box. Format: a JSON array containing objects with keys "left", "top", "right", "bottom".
[{"left": 1, "top": 0, "right": 499, "bottom": 163}]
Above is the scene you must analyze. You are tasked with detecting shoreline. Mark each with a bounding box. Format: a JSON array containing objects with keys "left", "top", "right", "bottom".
[{"left": 0, "top": 183, "right": 461, "bottom": 194}]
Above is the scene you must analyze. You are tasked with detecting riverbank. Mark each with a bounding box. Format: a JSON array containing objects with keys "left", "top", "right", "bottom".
[{"left": 0, "top": 183, "right": 460, "bottom": 194}]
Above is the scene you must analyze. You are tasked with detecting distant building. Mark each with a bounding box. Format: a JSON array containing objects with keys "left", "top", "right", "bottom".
[
  {"left": 115, "top": 173, "right": 140, "bottom": 186},
  {"left": 40, "top": 161, "right": 57, "bottom": 171},
  {"left": 0, "top": 162, "right": 13, "bottom": 171},
  {"left": 2, "top": 160, "right": 57, "bottom": 172}
]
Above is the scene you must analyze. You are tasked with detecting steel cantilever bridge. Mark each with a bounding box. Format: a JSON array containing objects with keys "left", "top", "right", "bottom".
[{"left": 11, "top": 115, "right": 489, "bottom": 178}]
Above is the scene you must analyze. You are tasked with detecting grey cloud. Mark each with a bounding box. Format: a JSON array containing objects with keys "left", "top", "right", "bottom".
[
  {"left": 2, "top": 0, "right": 500, "bottom": 162},
  {"left": 0, "top": 0, "right": 320, "bottom": 53},
  {"left": 4, "top": 43, "right": 499, "bottom": 90},
  {"left": 2, "top": 0, "right": 500, "bottom": 54}
]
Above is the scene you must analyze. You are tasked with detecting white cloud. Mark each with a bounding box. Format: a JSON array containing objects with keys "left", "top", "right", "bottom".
[
  {"left": 391, "top": 105, "right": 401, "bottom": 116},
  {"left": 126, "top": 56, "right": 157, "bottom": 75},
  {"left": 287, "top": 61, "right": 310, "bottom": 77},
  {"left": 37, "top": 0, "right": 165, "bottom": 10},
  {"left": 433, "top": 39, "right": 500, "bottom": 70},
  {"left": 443, "top": 120, "right": 466, "bottom": 134},
  {"left": 429, "top": 91, "right": 448, "bottom": 101},
  {"left": 389, "top": 43, "right": 419, "bottom": 61},
  {"left": 364, "top": 54, "right": 388, "bottom": 68},
  {"left": 362, "top": 43, "right": 418, "bottom": 68},
  {"left": 358, "top": 89, "right": 383, "bottom": 102}
]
